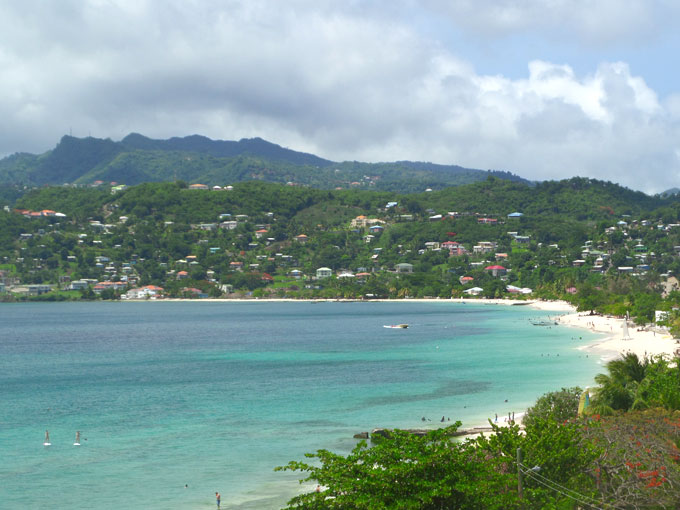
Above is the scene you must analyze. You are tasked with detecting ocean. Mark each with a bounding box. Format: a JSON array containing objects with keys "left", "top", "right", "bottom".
[{"left": 0, "top": 301, "right": 604, "bottom": 509}]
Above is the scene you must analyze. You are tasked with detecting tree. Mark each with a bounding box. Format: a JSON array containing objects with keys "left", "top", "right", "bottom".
[
  {"left": 277, "top": 424, "right": 520, "bottom": 510},
  {"left": 523, "top": 387, "right": 583, "bottom": 427}
]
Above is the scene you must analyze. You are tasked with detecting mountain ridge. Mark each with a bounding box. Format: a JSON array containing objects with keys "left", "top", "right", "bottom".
[{"left": 0, "top": 133, "right": 530, "bottom": 192}]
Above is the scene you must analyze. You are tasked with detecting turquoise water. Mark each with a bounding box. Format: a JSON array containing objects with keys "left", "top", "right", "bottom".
[{"left": 0, "top": 301, "right": 604, "bottom": 509}]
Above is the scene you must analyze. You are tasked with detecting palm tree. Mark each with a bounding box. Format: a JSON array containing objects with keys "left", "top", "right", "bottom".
[{"left": 590, "top": 353, "right": 650, "bottom": 414}]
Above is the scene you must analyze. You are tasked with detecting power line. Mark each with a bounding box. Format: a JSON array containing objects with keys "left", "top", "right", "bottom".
[
  {"left": 519, "top": 463, "right": 602, "bottom": 505},
  {"left": 519, "top": 462, "right": 625, "bottom": 510},
  {"left": 521, "top": 469, "right": 603, "bottom": 510}
]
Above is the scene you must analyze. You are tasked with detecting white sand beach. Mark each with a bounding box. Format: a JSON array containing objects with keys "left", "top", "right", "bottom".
[
  {"left": 524, "top": 299, "right": 678, "bottom": 361},
  {"left": 550, "top": 309, "right": 678, "bottom": 361}
]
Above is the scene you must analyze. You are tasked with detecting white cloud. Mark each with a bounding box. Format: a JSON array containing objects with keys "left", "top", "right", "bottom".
[{"left": 0, "top": 1, "right": 679, "bottom": 193}]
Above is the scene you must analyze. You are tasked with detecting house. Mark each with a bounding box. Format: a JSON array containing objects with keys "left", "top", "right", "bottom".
[
  {"left": 464, "top": 287, "right": 484, "bottom": 296},
  {"left": 395, "top": 263, "right": 414, "bottom": 274},
  {"left": 368, "top": 225, "right": 384, "bottom": 233},
  {"left": 441, "top": 241, "right": 467, "bottom": 256},
  {"left": 477, "top": 217, "right": 498, "bottom": 224},
  {"left": 459, "top": 276, "right": 474, "bottom": 285},
  {"left": 93, "top": 282, "right": 108, "bottom": 294},
  {"left": 219, "top": 284, "right": 234, "bottom": 294},
  {"left": 350, "top": 216, "right": 385, "bottom": 229},
  {"left": 485, "top": 265, "right": 507, "bottom": 277},
  {"left": 364, "top": 234, "right": 375, "bottom": 243},
  {"left": 316, "top": 267, "right": 333, "bottom": 279},
  {"left": 181, "top": 287, "right": 209, "bottom": 298},
  {"left": 177, "top": 271, "right": 189, "bottom": 280},
  {"left": 351, "top": 216, "right": 369, "bottom": 228},
  {"left": 294, "top": 234, "right": 309, "bottom": 244},
  {"left": 506, "top": 285, "right": 532, "bottom": 294},
  {"left": 220, "top": 221, "right": 238, "bottom": 230},
  {"left": 261, "top": 273, "right": 274, "bottom": 282},
  {"left": 255, "top": 229, "right": 268, "bottom": 239},
  {"left": 68, "top": 280, "right": 89, "bottom": 291},
  {"left": 656, "top": 310, "right": 670, "bottom": 323},
  {"left": 473, "top": 241, "right": 497, "bottom": 254},
  {"left": 424, "top": 241, "right": 440, "bottom": 251},
  {"left": 230, "top": 261, "right": 244, "bottom": 270},
  {"left": 507, "top": 212, "right": 524, "bottom": 218},
  {"left": 124, "top": 285, "right": 164, "bottom": 299},
  {"left": 189, "top": 183, "right": 209, "bottom": 190},
  {"left": 22, "top": 284, "right": 53, "bottom": 295},
  {"left": 289, "top": 269, "right": 303, "bottom": 279}
]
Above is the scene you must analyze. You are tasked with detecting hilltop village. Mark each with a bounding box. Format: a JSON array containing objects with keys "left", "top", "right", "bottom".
[{"left": 3, "top": 177, "right": 680, "bottom": 328}]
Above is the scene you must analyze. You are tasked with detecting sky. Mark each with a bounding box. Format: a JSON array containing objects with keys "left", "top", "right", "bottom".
[{"left": 2, "top": 0, "right": 680, "bottom": 194}]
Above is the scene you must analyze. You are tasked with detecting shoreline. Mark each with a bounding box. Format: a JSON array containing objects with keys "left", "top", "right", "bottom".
[
  {"left": 120, "top": 296, "right": 561, "bottom": 306},
  {"left": 554, "top": 310, "right": 678, "bottom": 362}
]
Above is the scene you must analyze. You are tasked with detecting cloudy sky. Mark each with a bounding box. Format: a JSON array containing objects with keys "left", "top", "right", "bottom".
[{"left": 2, "top": 0, "right": 680, "bottom": 193}]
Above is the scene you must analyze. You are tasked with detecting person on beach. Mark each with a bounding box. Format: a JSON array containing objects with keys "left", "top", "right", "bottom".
[{"left": 216, "top": 492, "right": 221, "bottom": 508}]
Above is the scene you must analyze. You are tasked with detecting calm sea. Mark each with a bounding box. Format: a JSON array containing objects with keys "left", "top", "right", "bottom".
[{"left": 0, "top": 301, "right": 603, "bottom": 509}]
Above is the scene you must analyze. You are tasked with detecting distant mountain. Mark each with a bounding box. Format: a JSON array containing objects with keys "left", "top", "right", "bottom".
[
  {"left": 660, "top": 187, "right": 680, "bottom": 198},
  {"left": 120, "top": 133, "right": 333, "bottom": 167},
  {"left": 0, "top": 133, "right": 531, "bottom": 192}
]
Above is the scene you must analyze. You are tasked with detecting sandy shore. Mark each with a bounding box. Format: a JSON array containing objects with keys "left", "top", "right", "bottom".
[{"left": 552, "top": 309, "right": 678, "bottom": 361}]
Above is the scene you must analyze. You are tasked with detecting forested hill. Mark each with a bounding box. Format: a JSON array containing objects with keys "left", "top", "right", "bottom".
[
  {"left": 424, "top": 177, "right": 665, "bottom": 218},
  {"left": 0, "top": 133, "right": 529, "bottom": 193}
]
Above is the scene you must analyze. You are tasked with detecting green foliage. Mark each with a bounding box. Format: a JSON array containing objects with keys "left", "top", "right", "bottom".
[
  {"left": 591, "top": 353, "right": 680, "bottom": 414},
  {"left": 16, "top": 187, "right": 111, "bottom": 221},
  {"left": 580, "top": 409, "right": 680, "bottom": 507},
  {"left": 277, "top": 424, "right": 521, "bottom": 510},
  {"left": 523, "top": 387, "right": 583, "bottom": 427}
]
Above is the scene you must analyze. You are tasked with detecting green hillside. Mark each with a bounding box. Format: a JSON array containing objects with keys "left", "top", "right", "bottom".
[{"left": 0, "top": 133, "right": 530, "bottom": 193}]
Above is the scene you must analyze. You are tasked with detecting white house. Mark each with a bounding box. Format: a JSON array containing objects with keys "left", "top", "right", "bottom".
[
  {"left": 316, "top": 267, "right": 333, "bottom": 279},
  {"left": 464, "top": 287, "right": 484, "bottom": 296}
]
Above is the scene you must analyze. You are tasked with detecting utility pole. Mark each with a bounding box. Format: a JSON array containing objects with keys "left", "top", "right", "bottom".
[{"left": 517, "top": 447, "right": 523, "bottom": 500}]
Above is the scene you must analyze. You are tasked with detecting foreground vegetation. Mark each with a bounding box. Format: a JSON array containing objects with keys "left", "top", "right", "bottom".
[{"left": 278, "top": 354, "right": 680, "bottom": 509}]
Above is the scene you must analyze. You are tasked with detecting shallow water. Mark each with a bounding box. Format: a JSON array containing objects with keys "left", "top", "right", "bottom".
[{"left": 0, "top": 301, "right": 603, "bottom": 509}]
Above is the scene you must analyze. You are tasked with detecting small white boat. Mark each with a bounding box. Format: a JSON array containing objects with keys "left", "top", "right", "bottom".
[
  {"left": 383, "top": 324, "right": 409, "bottom": 329},
  {"left": 44, "top": 430, "right": 51, "bottom": 446},
  {"left": 74, "top": 431, "right": 81, "bottom": 446}
]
